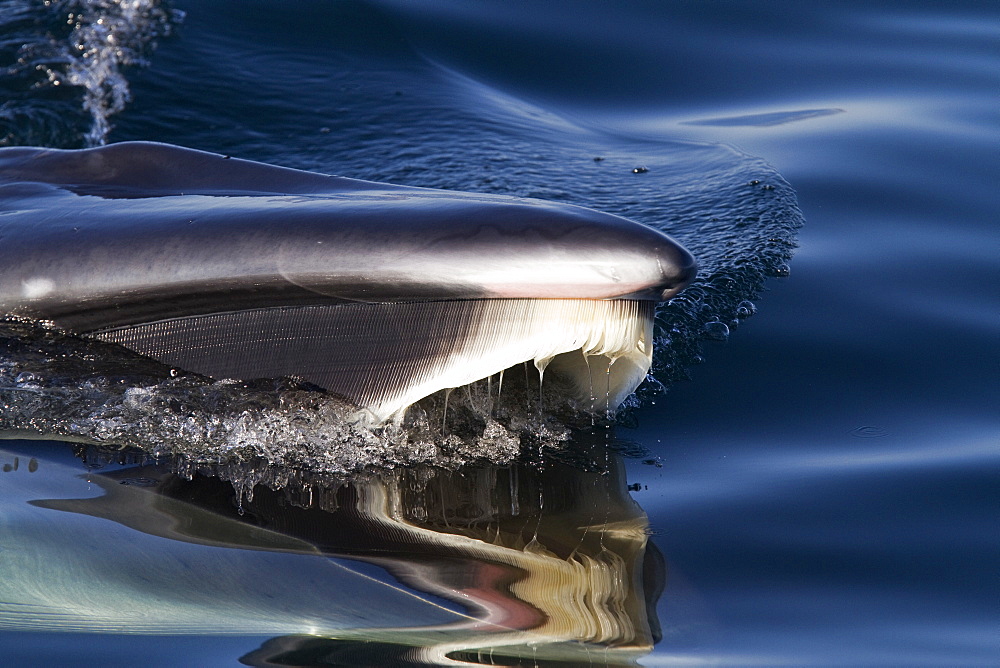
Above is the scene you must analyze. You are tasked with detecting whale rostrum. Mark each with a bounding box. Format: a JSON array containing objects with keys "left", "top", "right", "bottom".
[{"left": 0, "top": 142, "right": 695, "bottom": 423}]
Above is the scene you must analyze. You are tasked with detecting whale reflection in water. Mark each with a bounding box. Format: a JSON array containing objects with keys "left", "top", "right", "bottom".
[
  {"left": 8, "top": 442, "right": 665, "bottom": 666},
  {"left": 0, "top": 142, "right": 695, "bottom": 424}
]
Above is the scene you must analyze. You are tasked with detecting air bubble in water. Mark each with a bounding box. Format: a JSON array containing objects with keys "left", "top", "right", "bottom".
[
  {"left": 735, "top": 300, "right": 757, "bottom": 319},
  {"left": 15, "top": 372, "right": 40, "bottom": 385},
  {"left": 703, "top": 321, "right": 730, "bottom": 341}
]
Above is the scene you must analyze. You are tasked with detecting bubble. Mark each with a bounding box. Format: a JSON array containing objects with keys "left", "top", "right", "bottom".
[
  {"left": 735, "top": 300, "right": 757, "bottom": 319},
  {"left": 770, "top": 263, "right": 791, "bottom": 278},
  {"left": 703, "top": 321, "right": 730, "bottom": 341}
]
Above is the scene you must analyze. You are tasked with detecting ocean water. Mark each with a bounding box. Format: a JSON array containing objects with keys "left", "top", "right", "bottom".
[{"left": 0, "top": 1, "right": 997, "bottom": 666}]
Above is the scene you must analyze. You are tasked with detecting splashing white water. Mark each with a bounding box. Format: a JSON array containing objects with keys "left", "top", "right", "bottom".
[{"left": 42, "top": 0, "right": 178, "bottom": 145}]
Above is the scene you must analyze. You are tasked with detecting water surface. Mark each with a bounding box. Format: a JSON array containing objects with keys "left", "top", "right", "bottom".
[{"left": 0, "top": 0, "right": 997, "bottom": 665}]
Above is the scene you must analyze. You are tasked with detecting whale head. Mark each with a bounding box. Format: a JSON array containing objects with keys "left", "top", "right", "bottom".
[{"left": 0, "top": 142, "right": 697, "bottom": 423}]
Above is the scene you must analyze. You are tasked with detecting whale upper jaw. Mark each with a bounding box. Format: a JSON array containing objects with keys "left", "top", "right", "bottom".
[{"left": 0, "top": 142, "right": 697, "bottom": 423}]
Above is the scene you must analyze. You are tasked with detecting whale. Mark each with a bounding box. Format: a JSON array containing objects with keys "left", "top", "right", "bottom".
[{"left": 0, "top": 142, "right": 695, "bottom": 423}]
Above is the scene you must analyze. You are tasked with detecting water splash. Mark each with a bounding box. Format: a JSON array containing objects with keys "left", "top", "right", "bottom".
[
  {"left": 0, "top": 0, "right": 178, "bottom": 147},
  {"left": 0, "top": 319, "right": 560, "bottom": 474}
]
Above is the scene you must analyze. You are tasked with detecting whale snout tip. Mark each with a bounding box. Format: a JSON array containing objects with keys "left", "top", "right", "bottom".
[{"left": 656, "top": 243, "right": 697, "bottom": 301}]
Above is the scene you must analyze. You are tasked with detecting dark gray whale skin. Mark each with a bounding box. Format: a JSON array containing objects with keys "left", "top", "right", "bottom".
[{"left": 0, "top": 142, "right": 696, "bottom": 331}]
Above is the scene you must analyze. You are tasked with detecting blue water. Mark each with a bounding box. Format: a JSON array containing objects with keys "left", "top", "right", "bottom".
[{"left": 1, "top": 0, "right": 997, "bottom": 666}]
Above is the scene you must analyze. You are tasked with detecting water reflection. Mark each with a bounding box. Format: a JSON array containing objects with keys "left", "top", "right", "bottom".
[{"left": 24, "top": 437, "right": 664, "bottom": 666}]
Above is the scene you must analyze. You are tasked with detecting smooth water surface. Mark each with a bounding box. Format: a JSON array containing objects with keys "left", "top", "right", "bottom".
[{"left": 0, "top": 0, "right": 997, "bottom": 666}]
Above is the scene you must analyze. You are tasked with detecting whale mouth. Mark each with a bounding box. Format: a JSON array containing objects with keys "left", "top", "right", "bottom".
[{"left": 91, "top": 298, "right": 656, "bottom": 425}]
